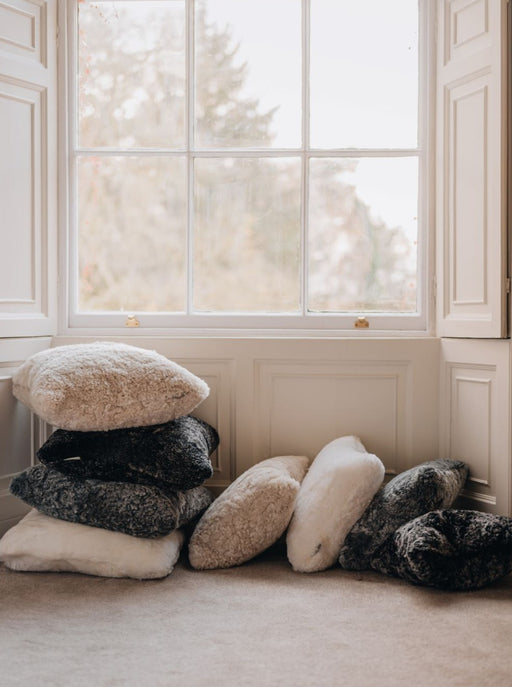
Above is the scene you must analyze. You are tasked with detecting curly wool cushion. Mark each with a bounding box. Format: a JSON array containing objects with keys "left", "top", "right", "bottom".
[
  {"left": 0, "top": 510, "right": 185, "bottom": 579},
  {"left": 10, "top": 464, "right": 214, "bottom": 538},
  {"left": 188, "top": 455, "right": 310, "bottom": 570},
  {"left": 286, "top": 436, "right": 385, "bottom": 573},
  {"left": 338, "top": 459, "right": 469, "bottom": 571},
  {"left": 37, "top": 416, "right": 218, "bottom": 491},
  {"left": 12, "top": 342, "right": 209, "bottom": 431},
  {"left": 370, "top": 509, "right": 512, "bottom": 591}
]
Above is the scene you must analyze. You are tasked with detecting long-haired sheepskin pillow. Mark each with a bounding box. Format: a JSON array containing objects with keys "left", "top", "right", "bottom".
[
  {"left": 188, "top": 455, "right": 310, "bottom": 570},
  {"left": 286, "top": 436, "right": 385, "bottom": 573},
  {"left": 0, "top": 510, "right": 185, "bottom": 579},
  {"left": 370, "top": 509, "right": 512, "bottom": 591},
  {"left": 37, "top": 416, "right": 218, "bottom": 491},
  {"left": 12, "top": 342, "right": 209, "bottom": 431},
  {"left": 338, "top": 459, "right": 469, "bottom": 571},
  {"left": 10, "top": 464, "right": 214, "bottom": 538}
]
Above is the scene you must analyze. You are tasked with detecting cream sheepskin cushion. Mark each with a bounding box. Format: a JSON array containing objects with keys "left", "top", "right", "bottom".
[
  {"left": 12, "top": 342, "right": 209, "bottom": 431},
  {"left": 286, "top": 436, "right": 385, "bottom": 573},
  {"left": 188, "top": 455, "right": 310, "bottom": 570},
  {"left": 0, "top": 510, "right": 184, "bottom": 579}
]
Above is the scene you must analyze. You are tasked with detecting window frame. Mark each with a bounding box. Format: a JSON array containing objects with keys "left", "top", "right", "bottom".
[{"left": 59, "top": 0, "right": 435, "bottom": 337}]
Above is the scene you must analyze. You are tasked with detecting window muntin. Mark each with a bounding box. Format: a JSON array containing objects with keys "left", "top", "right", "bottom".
[{"left": 70, "top": 0, "right": 428, "bottom": 332}]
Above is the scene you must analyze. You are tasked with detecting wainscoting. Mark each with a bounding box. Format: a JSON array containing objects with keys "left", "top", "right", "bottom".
[{"left": 1, "top": 334, "right": 511, "bottom": 535}]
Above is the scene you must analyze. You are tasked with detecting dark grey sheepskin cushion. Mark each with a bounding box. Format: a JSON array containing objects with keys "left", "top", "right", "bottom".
[
  {"left": 369, "top": 509, "right": 512, "bottom": 591},
  {"left": 37, "top": 416, "right": 218, "bottom": 491},
  {"left": 10, "top": 464, "right": 214, "bottom": 538},
  {"left": 338, "top": 459, "right": 469, "bottom": 570}
]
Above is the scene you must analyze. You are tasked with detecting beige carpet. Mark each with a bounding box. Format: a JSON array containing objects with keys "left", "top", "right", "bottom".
[{"left": 1, "top": 542, "right": 511, "bottom": 687}]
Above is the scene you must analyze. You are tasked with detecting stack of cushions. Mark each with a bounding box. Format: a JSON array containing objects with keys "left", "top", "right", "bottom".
[{"left": 0, "top": 342, "right": 217, "bottom": 579}]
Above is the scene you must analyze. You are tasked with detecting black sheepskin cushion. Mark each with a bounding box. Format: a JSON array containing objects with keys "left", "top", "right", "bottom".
[
  {"left": 37, "top": 416, "right": 218, "bottom": 491},
  {"left": 10, "top": 464, "right": 214, "bottom": 538},
  {"left": 338, "top": 459, "right": 469, "bottom": 570},
  {"left": 370, "top": 509, "right": 512, "bottom": 591}
]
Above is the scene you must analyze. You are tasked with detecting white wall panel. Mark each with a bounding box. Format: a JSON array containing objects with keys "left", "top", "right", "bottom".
[
  {"left": 436, "top": 0, "right": 507, "bottom": 337},
  {"left": 440, "top": 339, "right": 511, "bottom": 514},
  {"left": 0, "top": 337, "right": 51, "bottom": 535},
  {"left": 0, "top": 0, "right": 56, "bottom": 337}
]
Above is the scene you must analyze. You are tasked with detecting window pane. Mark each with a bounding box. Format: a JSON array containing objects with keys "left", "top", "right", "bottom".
[
  {"left": 308, "top": 157, "right": 418, "bottom": 312},
  {"left": 78, "top": 156, "right": 187, "bottom": 312},
  {"left": 194, "top": 158, "right": 301, "bottom": 312},
  {"left": 195, "top": 0, "right": 301, "bottom": 148},
  {"left": 310, "top": 0, "right": 418, "bottom": 148},
  {"left": 78, "top": 1, "right": 186, "bottom": 149}
]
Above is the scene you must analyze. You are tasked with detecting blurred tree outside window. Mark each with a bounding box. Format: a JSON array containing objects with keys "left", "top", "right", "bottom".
[{"left": 75, "top": 0, "right": 422, "bottom": 321}]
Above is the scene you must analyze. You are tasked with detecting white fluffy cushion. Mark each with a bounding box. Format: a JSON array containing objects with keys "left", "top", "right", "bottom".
[
  {"left": 188, "top": 455, "right": 310, "bottom": 570},
  {"left": 0, "top": 510, "right": 184, "bottom": 579},
  {"left": 286, "top": 436, "right": 385, "bottom": 573},
  {"left": 12, "top": 342, "right": 209, "bottom": 431}
]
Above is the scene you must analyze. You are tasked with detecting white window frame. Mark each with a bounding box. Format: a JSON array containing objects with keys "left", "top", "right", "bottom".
[{"left": 58, "top": 0, "right": 435, "bottom": 337}]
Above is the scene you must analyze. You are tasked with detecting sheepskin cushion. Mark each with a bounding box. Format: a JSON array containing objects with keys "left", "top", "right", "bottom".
[
  {"left": 12, "top": 342, "right": 209, "bottom": 431},
  {"left": 188, "top": 455, "right": 310, "bottom": 570},
  {"left": 338, "top": 459, "right": 469, "bottom": 571},
  {"left": 370, "top": 509, "right": 512, "bottom": 591},
  {"left": 286, "top": 436, "right": 385, "bottom": 573},
  {"left": 37, "top": 416, "right": 218, "bottom": 491},
  {"left": 10, "top": 464, "right": 214, "bottom": 538},
  {"left": 0, "top": 509, "right": 185, "bottom": 579}
]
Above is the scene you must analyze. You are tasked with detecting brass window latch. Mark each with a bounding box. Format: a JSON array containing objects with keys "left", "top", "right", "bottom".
[
  {"left": 354, "top": 316, "right": 369, "bottom": 329},
  {"left": 125, "top": 315, "right": 140, "bottom": 328}
]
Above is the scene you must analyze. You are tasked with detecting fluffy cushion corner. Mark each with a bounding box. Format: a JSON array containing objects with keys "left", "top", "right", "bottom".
[
  {"left": 37, "top": 416, "right": 218, "bottom": 491},
  {"left": 12, "top": 341, "right": 209, "bottom": 431},
  {"left": 286, "top": 436, "right": 385, "bottom": 573},
  {"left": 370, "top": 509, "right": 512, "bottom": 591},
  {"left": 0, "top": 510, "right": 185, "bottom": 579},
  {"left": 188, "top": 455, "right": 310, "bottom": 570},
  {"left": 338, "top": 459, "right": 469, "bottom": 571},
  {"left": 10, "top": 464, "right": 214, "bottom": 538}
]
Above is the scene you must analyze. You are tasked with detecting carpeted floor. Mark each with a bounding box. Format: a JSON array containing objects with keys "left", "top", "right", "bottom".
[{"left": 1, "top": 542, "right": 511, "bottom": 687}]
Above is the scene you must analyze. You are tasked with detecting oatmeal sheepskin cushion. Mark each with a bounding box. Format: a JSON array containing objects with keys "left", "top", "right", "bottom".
[
  {"left": 10, "top": 464, "right": 214, "bottom": 538},
  {"left": 0, "top": 509, "right": 185, "bottom": 579},
  {"left": 370, "top": 509, "right": 512, "bottom": 591},
  {"left": 286, "top": 436, "right": 385, "bottom": 573},
  {"left": 338, "top": 459, "right": 469, "bottom": 571},
  {"left": 12, "top": 342, "right": 209, "bottom": 431},
  {"left": 188, "top": 455, "right": 310, "bottom": 570},
  {"left": 37, "top": 416, "right": 218, "bottom": 491}
]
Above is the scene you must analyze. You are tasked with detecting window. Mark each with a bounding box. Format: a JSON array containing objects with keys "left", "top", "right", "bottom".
[{"left": 67, "top": 0, "right": 432, "bottom": 333}]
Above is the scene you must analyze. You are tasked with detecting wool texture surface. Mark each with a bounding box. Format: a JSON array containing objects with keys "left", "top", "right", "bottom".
[
  {"left": 10, "top": 464, "right": 214, "bottom": 538},
  {"left": 338, "top": 459, "right": 469, "bottom": 571},
  {"left": 370, "top": 509, "right": 512, "bottom": 590},
  {"left": 0, "top": 509, "right": 185, "bottom": 579},
  {"left": 188, "top": 455, "right": 310, "bottom": 570},
  {"left": 286, "top": 436, "right": 385, "bottom": 573},
  {"left": 37, "top": 416, "right": 218, "bottom": 491},
  {"left": 12, "top": 341, "right": 209, "bottom": 431}
]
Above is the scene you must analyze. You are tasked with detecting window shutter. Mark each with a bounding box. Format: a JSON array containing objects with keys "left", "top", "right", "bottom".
[
  {"left": 436, "top": 0, "right": 508, "bottom": 338},
  {"left": 0, "top": 0, "right": 57, "bottom": 338}
]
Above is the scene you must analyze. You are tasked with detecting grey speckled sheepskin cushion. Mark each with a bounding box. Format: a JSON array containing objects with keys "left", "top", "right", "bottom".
[
  {"left": 338, "top": 459, "right": 469, "bottom": 571},
  {"left": 370, "top": 509, "right": 512, "bottom": 591},
  {"left": 37, "top": 416, "right": 218, "bottom": 491},
  {"left": 10, "top": 464, "right": 214, "bottom": 538},
  {"left": 12, "top": 342, "right": 209, "bottom": 431}
]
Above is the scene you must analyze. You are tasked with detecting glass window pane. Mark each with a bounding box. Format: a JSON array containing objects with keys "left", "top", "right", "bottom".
[
  {"left": 194, "top": 158, "right": 301, "bottom": 312},
  {"left": 78, "top": 1, "right": 186, "bottom": 149},
  {"left": 195, "top": 0, "right": 301, "bottom": 148},
  {"left": 78, "top": 156, "right": 187, "bottom": 312},
  {"left": 308, "top": 157, "right": 418, "bottom": 312},
  {"left": 310, "top": 0, "right": 418, "bottom": 149}
]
